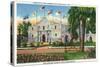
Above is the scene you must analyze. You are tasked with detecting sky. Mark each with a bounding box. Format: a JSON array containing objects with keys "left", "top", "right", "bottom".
[{"left": 17, "top": 3, "right": 71, "bottom": 19}]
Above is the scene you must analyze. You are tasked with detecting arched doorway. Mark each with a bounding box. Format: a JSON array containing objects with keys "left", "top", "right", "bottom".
[
  {"left": 65, "top": 35, "right": 68, "bottom": 43},
  {"left": 42, "top": 34, "right": 46, "bottom": 42}
]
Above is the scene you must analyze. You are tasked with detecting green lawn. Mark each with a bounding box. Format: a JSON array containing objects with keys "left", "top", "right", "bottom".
[
  {"left": 71, "top": 42, "right": 96, "bottom": 46},
  {"left": 64, "top": 51, "right": 89, "bottom": 60}
]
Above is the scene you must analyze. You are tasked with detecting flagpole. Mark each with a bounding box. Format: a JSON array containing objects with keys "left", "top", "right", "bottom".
[
  {"left": 36, "top": 9, "right": 40, "bottom": 43},
  {"left": 41, "top": 6, "right": 45, "bottom": 18}
]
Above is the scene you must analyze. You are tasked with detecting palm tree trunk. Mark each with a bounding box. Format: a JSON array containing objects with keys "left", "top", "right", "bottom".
[{"left": 80, "top": 20, "right": 85, "bottom": 52}]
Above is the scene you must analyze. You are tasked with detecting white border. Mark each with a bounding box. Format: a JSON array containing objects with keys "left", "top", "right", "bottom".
[
  {"left": 15, "top": 1, "right": 96, "bottom": 7},
  {"left": 13, "top": 1, "right": 97, "bottom": 66},
  {"left": 14, "top": 1, "right": 17, "bottom": 66}
]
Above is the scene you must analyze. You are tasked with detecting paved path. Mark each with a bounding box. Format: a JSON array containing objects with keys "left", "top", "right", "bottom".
[{"left": 17, "top": 46, "right": 95, "bottom": 55}]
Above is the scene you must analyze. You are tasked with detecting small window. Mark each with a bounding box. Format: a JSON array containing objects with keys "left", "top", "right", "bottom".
[
  {"left": 55, "top": 33, "right": 57, "bottom": 36},
  {"left": 48, "top": 33, "right": 49, "bottom": 36},
  {"left": 48, "top": 25, "right": 49, "bottom": 28},
  {"left": 43, "top": 26, "right": 45, "bottom": 30},
  {"left": 32, "top": 35, "right": 33, "bottom": 37},
  {"left": 38, "top": 26, "right": 40, "bottom": 29},
  {"left": 32, "top": 27, "right": 34, "bottom": 30},
  {"left": 55, "top": 25, "right": 56, "bottom": 29}
]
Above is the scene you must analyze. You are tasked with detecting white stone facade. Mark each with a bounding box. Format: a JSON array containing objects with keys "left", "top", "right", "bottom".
[{"left": 28, "top": 17, "right": 70, "bottom": 44}]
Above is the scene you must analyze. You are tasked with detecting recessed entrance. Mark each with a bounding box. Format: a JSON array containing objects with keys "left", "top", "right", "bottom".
[
  {"left": 42, "top": 34, "right": 46, "bottom": 42},
  {"left": 65, "top": 35, "right": 68, "bottom": 43}
]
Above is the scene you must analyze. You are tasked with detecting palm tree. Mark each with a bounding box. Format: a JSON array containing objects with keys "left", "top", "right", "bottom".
[
  {"left": 68, "top": 7, "right": 80, "bottom": 44},
  {"left": 68, "top": 7, "right": 96, "bottom": 51}
]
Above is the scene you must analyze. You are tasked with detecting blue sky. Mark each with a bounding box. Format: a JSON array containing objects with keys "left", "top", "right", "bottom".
[{"left": 17, "top": 3, "right": 71, "bottom": 18}]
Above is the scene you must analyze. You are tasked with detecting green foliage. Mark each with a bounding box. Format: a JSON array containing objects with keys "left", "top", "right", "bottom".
[
  {"left": 68, "top": 7, "right": 96, "bottom": 51},
  {"left": 68, "top": 41, "right": 95, "bottom": 46},
  {"left": 30, "top": 43, "right": 35, "bottom": 47},
  {"left": 37, "top": 42, "right": 41, "bottom": 47},
  {"left": 85, "top": 41, "right": 95, "bottom": 46},
  {"left": 21, "top": 41, "right": 27, "bottom": 47},
  {"left": 67, "top": 41, "right": 76, "bottom": 46},
  {"left": 22, "top": 21, "right": 31, "bottom": 37},
  {"left": 88, "top": 48, "right": 96, "bottom": 58},
  {"left": 30, "top": 42, "right": 41, "bottom": 47},
  {"left": 64, "top": 51, "right": 88, "bottom": 60},
  {"left": 68, "top": 7, "right": 96, "bottom": 40},
  {"left": 17, "top": 16, "right": 31, "bottom": 47},
  {"left": 51, "top": 41, "right": 65, "bottom": 47}
]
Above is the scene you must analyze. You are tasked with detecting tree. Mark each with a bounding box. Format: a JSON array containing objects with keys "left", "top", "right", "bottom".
[
  {"left": 68, "top": 7, "right": 96, "bottom": 51},
  {"left": 17, "top": 16, "right": 31, "bottom": 47},
  {"left": 17, "top": 23, "right": 23, "bottom": 47}
]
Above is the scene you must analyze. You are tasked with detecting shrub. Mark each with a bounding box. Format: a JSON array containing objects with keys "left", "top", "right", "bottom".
[
  {"left": 88, "top": 48, "right": 96, "bottom": 58},
  {"left": 67, "top": 41, "right": 74, "bottom": 46},
  {"left": 51, "top": 41, "right": 65, "bottom": 47},
  {"left": 21, "top": 42, "right": 27, "bottom": 47},
  {"left": 30, "top": 42, "right": 41, "bottom": 47},
  {"left": 30, "top": 43, "right": 35, "bottom": 47},
  {"left": 36, "top": 42, "right": 41, "bottom": 47}
]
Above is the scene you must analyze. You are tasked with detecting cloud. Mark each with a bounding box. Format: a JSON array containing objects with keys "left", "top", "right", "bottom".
[
  {"left": 16, "top": 17, "right": 23, "bottom": 25},
  {"left": 46, "top": 15, "right": 69, "bottom": 25},
  {"left": 29, "top": 18, "right": 36, "bottom": 25},
  {"left": 17, "top": 15, "right": 69, "bottom": 25}
]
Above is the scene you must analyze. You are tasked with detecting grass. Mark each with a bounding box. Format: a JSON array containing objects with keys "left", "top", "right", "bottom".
[
  {"left": 85, "top": 42, "right": 96, "bottom": 46},
  {"left": 64, "top": 51, "right": 88, "bottom": 60},
  {"left": 71, "top": 41, "right": 96, "bottom": 46}
]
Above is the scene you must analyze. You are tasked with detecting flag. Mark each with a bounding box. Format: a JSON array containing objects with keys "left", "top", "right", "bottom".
[
  {"left": 47, "top": 10, "right": 52, "bottom": 15},
  {"left": 40, "top": 6, "right": 45, "bottom": 10},
  {"left": 56, "top": 10, "right": 61, "bottom": 16},
  {"left": 40, "top": 6, "right": 45, "bottom": 17},
  {"left": 32, "top": 12, "right": 36, "bottom": 17},
  {"left": 23, "top": 15, "right": 29, "bottom": 20}
]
